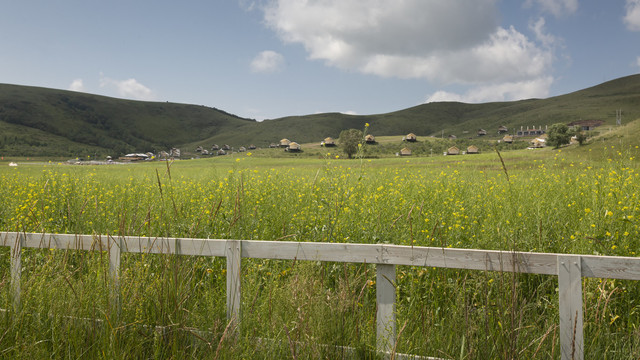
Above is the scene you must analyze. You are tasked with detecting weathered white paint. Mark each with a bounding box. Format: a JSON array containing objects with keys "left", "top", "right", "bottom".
[
  {"left": 376, "top": 264, "right": 396, "bottom": 354},
  {"left": 226, "top": 240, "right": 241, "bottom": 326},
  {"left": 9, "top": 233, "right": 23, "bottom": 312},
  {"left": 558, "top": 255, "right": 584, "bottom": 360}
]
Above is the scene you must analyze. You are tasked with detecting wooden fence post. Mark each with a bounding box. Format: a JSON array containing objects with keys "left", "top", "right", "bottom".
[
  {"left": 226, "top": 240, "right": 242, "bottom": 328},
  {"left": 376, "top": 264, "right": 396, "bottom": 355},
  {"left": 109, "top": 236, "right": 122, "bottom": 320},
  {"left": 558, "top": 255, "right": 583, "bottom": 360},
  {"left": 10, "top": 233, "right": 23, "bottom": 312}
]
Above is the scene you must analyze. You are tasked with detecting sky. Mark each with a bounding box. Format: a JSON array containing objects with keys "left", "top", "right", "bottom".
[{"left": 1, "top": 0, "right": 639, "bottom": 121}]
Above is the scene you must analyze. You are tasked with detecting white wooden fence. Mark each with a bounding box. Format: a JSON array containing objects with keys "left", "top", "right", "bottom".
[{"left": 3, "top": 232, "right": 640, "bottom": 360}]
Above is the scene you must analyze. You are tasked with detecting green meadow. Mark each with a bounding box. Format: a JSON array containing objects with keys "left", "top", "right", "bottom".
[{"left": 1, "top": 139, "right": 640, "bottom": 358}]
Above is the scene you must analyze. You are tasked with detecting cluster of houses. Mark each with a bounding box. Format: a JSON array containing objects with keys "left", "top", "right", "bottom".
[
  {"left": 115, "top": 120, "right": 601, "bottom": 162},
  {"left": 193, "top": 144, "right": 257, "bottom": 156},
  {"left": 118, "top": 148, "right": 181, "bottom": 161},
  {"left": 267, "top": 138, "right": 302, "bottom": 152}
]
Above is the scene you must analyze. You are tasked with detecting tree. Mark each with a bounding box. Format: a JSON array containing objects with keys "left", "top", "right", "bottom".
[
  {"left": 546, "top": 123, "right": 572, "bottom": 149},
  {"left": 574, "top": 130, "right": 588, "bottom": 145},
  {"left": 339, "top": 128, "right": 363, "bottom": 159}
]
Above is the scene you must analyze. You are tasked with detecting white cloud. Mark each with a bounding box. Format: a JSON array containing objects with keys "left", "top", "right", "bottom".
[
  {"left": 250, "top": 50, "right": 285, "bottom": 73},
  {"left": 529, "top": 17, "right": 558, "bottom": 48},
  {"left": 68, "top": 79, "right": 85, "bottom": 92},
  {"left": 426, "top": 77, "right": 553, "bottom": 103},
  {"left": 624, "top": 0, "right": 640, "bottom": 31},
  {"left": 524, "top": 0, "right": 578, "bottom": 17},
  {"left": 262, "top": 0, "right": 555, "bottom": 101},
  {"left": 99, "top": 74, "right": 155, "bottom": 101}
]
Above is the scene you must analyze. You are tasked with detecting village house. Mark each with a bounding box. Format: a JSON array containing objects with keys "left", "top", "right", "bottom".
[
  {"left": 517, "top": 126, "right": 546, "bottom": 136},
  {"left": 502, "top": 135, "right": 514, "bottom": 143},
  {"left": 286, "top": 142, "right": 301, "bottom": 152},
  {"left": 447, "top": 146, "right": 460, "bottom": 155},
  {"left": 279, "top": 138, "right": 291, "bottom": 148},
  {"left": 477, "top": 129, "right": 487, "bottom": 136},
  {"left": 321, "top": 137, "right": 336, "bottom": 147},
  {"left": 404, "top": 133, "right": 417, "bottom": 142},
  {"left": 529, "top": 138, "right": 546, "bottom": 148},
  {"left": 467, "top": 145, "right": 479, "bottom": 154},
  {"left": 568, "top": 119, "right": 604, "bottom": 131},
  {"left": 365, "top": 134, "right": 376, "bottom": 144},
  {"left": 119, "top": 153, "right": 149, "bottom": 161},
  {"left": 498, "top": 125, "right": 509, "bottom": 134},
  {"left": 399, "top": 147, "right": 412, "bottom": 156}
]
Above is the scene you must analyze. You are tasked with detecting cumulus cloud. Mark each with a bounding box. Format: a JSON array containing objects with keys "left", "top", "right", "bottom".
[
  {"left": 250, "top": 50, "right": 285, "bottom": 73},
  {"left": 524, "top": 0, "right": 578, "bottom": 17},
  {"left": 262, "top": 0, "right": 555, "bottom": 102},
  {"left": 341, "top": 110, "right": 358, "bottom": 115},
  {"left": 99, "top": 74, "right": 155, "bottom": 101},
  {"left": 68, "top": 79, "right": 85, "bottom": 92},
  {"left": 426, "top": 77, "right": 553, "bottom": 103},
  {"left": 624, "top": 0, "right": 640, "bottom": 31}
]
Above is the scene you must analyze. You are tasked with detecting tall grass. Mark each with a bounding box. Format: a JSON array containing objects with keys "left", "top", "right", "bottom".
[{"left": 1, "top": 145, "right": 640, "bottom": 358}]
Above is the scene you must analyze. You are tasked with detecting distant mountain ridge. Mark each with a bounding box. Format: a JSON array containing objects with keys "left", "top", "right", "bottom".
[{"left": 1, "top": 74, "right": 639, "bottom": 157}]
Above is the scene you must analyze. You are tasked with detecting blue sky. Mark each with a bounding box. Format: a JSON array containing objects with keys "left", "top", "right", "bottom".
[{"left": 1, "top": 0, "right": 639, "bottom": 121}]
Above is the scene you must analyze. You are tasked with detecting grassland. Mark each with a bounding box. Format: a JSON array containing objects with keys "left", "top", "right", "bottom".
[
  {"left": 1, "top": 132, "right": 640, "bottom": 358},
  {"left": 2, "top": 74, "right": 640, "bottom": 158}
]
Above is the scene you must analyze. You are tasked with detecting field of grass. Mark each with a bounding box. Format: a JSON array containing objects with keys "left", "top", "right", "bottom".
[{"left": 1, "top": 140, "right": 640, "bottom": 358}]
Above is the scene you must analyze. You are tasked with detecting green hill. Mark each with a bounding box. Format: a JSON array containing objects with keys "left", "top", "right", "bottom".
[
  {"left": 209, "top": 74, "right": 640, "bottom": 148},
  {"left": 0, "top": 84, "right": 255, "bottom": 157},
  {"left": 1, "top": 74, "right": 639, "bottom": 158}
]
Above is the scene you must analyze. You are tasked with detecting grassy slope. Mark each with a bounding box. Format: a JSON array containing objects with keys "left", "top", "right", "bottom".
[
  {"left": 206, "top": 74, "right": 640, "bottom": 147},
  {"left": 1, "top": 74, "right": 639, "bottom": 157},
  {"left": 0, "top": 84, "right": 255, "bottom": 157}
]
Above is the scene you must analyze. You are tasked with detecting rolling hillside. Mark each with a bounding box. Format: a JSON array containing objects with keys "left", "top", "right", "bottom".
[
  {"left": 0, "top": 84, "right": 255, "bottom": 157},
  {"left": 207, "top": 74, "right": 640, "bottom": 148},
  {"left": 1, "top": 74, "right": 639, "bottom": 157}
]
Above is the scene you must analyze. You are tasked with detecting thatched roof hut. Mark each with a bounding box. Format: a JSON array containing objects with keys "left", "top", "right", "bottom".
[
  {"left": 211, "top": 144, "right": 219, "bottom": 151},
  {"left": 322, "top": 137, "right": 336, "bottom": 147},
  {"left": 405, "top": 133, "right": 417, "bottom": 142},
  {"left": 217, "top": 149, "right": 227, "bottom": 155},
  {"left": 530, "top": 138, "right": 546, "bottom": 148},
  {"left": 238, "top": 146, "right": 246, "bottom": 152},
  {"left": 269, "top": 143, "right": 278, "bottom": 148},
  {"left": 286, "top": 142, "right": 301, "bottom": 152},
  {"left": 222, "top": 144, "right": 231, "bottom": 150},
  {"left": 467, "top": 145, "right": 479, "bottom": 154},
  {"left": 400, "top": 147, "right": 412, "bottom": 156},
  {"left": 447, "top": 146, "right": 460, "bottom": 155},
  {"left": 365, "top": 134, "right": 376, "bottom": 144},
  {"left": 477, "top": 129, "right": 487, "bottom": 136},
  {"left": 248, "top": 144, "right": 256, "bottom": 150},
  {"left": 279, "top": 138, "right": 291, "bottom": 147},
  {"left": 498, "top": 125, "right": 509, "bottom": 134},
  {"left": 502, "top": 135, "right": 513, "bottom": 143}
]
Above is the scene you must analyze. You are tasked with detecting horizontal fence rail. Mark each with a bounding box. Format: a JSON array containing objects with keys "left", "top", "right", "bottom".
[{"left": 3, "top": 232, "right": 640, "bottom": 359}]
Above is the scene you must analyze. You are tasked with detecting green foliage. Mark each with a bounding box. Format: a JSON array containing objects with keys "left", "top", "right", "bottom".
[
  {"left": 338, "top": 128, "right": 363, "bottom": 158},
  {"left": 547, "top": 123, "right": 572, "bottom": 148},
  {"left": 574, "top": 130, "right": 588, "bottom": 145}
]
